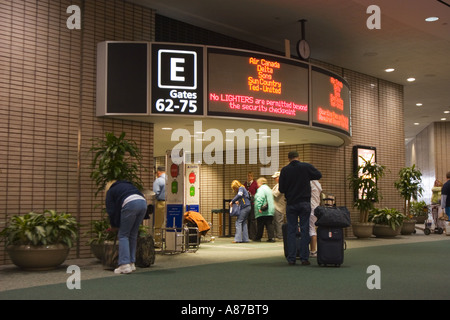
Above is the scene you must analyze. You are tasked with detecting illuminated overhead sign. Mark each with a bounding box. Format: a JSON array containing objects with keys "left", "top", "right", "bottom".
[
  {"left": 312, "top": 67, "right": 351, "bottom": 134},
  {"left": 207, "top": 48, "right": 309, "bottom": 124},
  {"left": 97, "top": 42, "right": 351, "bottom": 138},
  {"left": 151, "top": 43, "right": 204, "bottom": 115}
]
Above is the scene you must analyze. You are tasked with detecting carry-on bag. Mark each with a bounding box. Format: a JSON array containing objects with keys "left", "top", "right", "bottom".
[
  {"left": 316, "top": 226, "right": 346, "bottom": 267},
  {"left": 314, "top": 206, "right": 351, "bottom": 228}
]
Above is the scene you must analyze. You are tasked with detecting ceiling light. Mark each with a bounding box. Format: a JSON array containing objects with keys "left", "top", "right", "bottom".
[
  {"left": 444, "top": 111, "right": 450, "bottom": 114},
  {"left": 425, "top": 17, "right": 439, "bottom": 22},
  {"left": 161, "top": 127, "right": 172, "bottom": 130},
  {"left": 414, "top": 123, "right": 420, "bottom": 125},
  {"left": 416, "top": 103, "right": 423, "bottom": 106},
  {"left": 407, "top": 77, "right": 416, "bottom": 82},
  {"left": 441, "top": 118, "right": 447, "bottom": 121},
  {"left": 385, "top": 68, "right": 395, "bottom": 72}
]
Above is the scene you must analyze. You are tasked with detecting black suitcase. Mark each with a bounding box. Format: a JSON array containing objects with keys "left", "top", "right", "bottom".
[
  {"left": 317, "top": 226, "right": 346, "bottom": 267},
  {"left": 282, "top": 222, "right": 301, "bottom": 258}
]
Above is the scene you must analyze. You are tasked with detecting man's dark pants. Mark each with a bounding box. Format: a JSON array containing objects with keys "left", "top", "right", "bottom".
[{"left": 286, "top": 202, "right": 311, "bottom": 263}]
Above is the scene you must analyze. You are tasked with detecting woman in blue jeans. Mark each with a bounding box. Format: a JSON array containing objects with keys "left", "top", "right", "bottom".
[
  {"left": 230, "top": 180, "right": 252, "bottom": 243},
  {"left": 105, "top": 180, "right": 148, "bottom": 274}
]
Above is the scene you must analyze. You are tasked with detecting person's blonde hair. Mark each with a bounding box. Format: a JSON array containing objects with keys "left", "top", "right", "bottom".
[
  {"left": 231, "top": 180, "right": 244, "bottom": 191},
  {"left": 104, "top": 180, "right": 117, "bottom": 195},
  {"left": 257, "top": 177, "right": 267, "bottom": 186}
]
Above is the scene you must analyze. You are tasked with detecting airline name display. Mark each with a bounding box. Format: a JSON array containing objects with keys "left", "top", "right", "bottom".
[{"left": 97, "top": 41, "right": 351, "bottom": 136}]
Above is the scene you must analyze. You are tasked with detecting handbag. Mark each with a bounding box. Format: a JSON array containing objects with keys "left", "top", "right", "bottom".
[
  {"left": 260, "top": 202, "right": 268, "bottom": 211},
  {"left": 230, "top": 203, "right": 241, "bottom": 217},
  {"left": 314, "top": 206, "right": 351, "bottom": 228},
  {"left": 260, "top": 194, "right": 269, "bottom": 211}
]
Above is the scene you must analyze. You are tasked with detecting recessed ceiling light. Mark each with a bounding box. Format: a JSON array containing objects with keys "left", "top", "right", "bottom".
[
  {"left": 414, "top": 123, "right": 420, "bottom": 125},
  {"left": 416, "top": 103, "right": 423, "bottom": 106},
  {"left": 385, "top": 68, "right": 395, "bottom": 72},
  {"left": 425, "top": 17, "right": 439, "bottom": 22},
  {"left": 407, "top": 77, "right": 416, "bottom": 82},
  {"left": 444, "top": 111, "right": 450, "bottom": 114},
  {"left": 162, "top": 127, "right": 172, "bottom": 130},
  {"left": 441, "top": 118, "right": 447, "bottom": 121}
]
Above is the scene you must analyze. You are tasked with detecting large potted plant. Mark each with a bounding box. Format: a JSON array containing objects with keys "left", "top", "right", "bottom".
[
  {"left": 348, "top": 155, "right": 387, "bottom": 238},
  {"left": 86, "top": 216, "right": 116, "bottom": 260},
  {"left": 394, "top": 165, "right": 423, "bottom": 235},
  {"left": 88, "top": 132, "right": 154, "bottom": 267},
  {"left": 0, "top": 210, "right": 79, "bottom": 270},
  {"left": 88, "top": 131, "right": 145, "bottom": 253},
  {"left": 410, "top": 200, "right": 428, "bottom": 224},
  {"left": 369, "top": 207, "right": 404, "bottom": 237},
  {"left": 90, "top": 131, "right": 144, "bottom": 196}
]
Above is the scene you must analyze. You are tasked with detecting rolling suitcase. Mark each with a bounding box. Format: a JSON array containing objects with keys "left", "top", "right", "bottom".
[
  {"left": 314, "top": 196, "right": 350, "bottom": 267},
  {"left": 316, "top": 226, "right": 346, "bottom": 267},
  {"left": 282, "top": 222, "right": 301, "bottom": 258}
]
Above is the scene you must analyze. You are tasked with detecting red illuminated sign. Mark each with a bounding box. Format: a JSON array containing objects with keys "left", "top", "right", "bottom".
[
  {"left": 312, "top": 67, "right": 350, "bottom": 134},
  {"left": 207, "top": 48, "right": 309, "bottom": 124}
]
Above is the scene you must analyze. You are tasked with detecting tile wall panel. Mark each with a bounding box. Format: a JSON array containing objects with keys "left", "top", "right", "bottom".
[{"left": 0, "top": 0, "right": 155, "bottom": 264}]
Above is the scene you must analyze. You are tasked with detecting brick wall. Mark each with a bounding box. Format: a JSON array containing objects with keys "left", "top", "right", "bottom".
[{"left": 0, "top": 0, "right": 155, "bottom": 264}]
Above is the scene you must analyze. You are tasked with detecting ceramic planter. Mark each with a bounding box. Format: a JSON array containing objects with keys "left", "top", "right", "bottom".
[
  {"left": 6, "top": 244, "right": 70, "bottom": 271},
  {"left": 372, "top": 224, "right": 402, "bottom": 238},
  {"left": 401, "top": 220, "right": 417, "bottom": 235},
  {"left": 414, "top": 216, "right": 426, "bottom": 224},
  {"left": 352, "top": 222, "right": 374, "bottom": 238}
]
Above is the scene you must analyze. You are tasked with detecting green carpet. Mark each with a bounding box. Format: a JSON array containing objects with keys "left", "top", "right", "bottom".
[{"left": 1, "top": 240, "right": 449, "bottom": 301}]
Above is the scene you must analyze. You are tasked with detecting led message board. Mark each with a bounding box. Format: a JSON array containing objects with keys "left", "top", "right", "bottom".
[
  {"left": 97, "top": 42, "right": 352, "bottom": 142},
  {"left": 150, "top": 43, "right": 204, "bottom": 116},
  {"left": 311, "top": 66, "right": 351, "bottom": 135},
  {"left": 207, "top": 48, "right": 309, "bottom": 124}
]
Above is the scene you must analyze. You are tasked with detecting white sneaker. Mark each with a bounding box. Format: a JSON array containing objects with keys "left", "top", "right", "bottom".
[
  {"left": 114, "top": 264, "right": 132, "bottom": 274},
  {"left": 130, "top": 263, "right": 136, "bottom": 271}
]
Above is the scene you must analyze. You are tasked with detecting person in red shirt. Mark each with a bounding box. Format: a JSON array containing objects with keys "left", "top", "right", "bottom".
[{"left": 244, "top": 172, "right": 259, "bottom": 241}]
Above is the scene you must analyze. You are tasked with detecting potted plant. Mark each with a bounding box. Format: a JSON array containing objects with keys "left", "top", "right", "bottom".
[
  {"left": 86, "top": 216, "right": 117, "bottom": 260},
  {"left": 348, "top": 155, "right": 387, "bottom": 238},
  {"left": 87, "top": 218, "right": 154, "bottom": 268},
  {"left": 0, "top": 210, "right": 79, "bottom": 270},
  {"left": 90, "top": 131, "right": 144, "bottom": 196},
  {"left": 410, "top": 200, "right": 428, "bottom": 224},
  {"left": 88, "top": 131, "right": 154, "bottom": 266},
  {"left": 369, "top": 207, "right": 404, "bottom": 237},
  {"left": 394, "top": 165, "right": 424, "bottom": 235}
]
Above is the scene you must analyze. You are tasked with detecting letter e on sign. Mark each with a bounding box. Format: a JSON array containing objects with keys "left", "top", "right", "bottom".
[{"left": 158, "top": 50, "right": 197, "bottom": 90}]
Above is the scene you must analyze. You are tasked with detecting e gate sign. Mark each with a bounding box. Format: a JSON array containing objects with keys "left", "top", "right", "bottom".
[
  {"left": 151, "top": 44, "right": 204, "bottom": 115},
  {"left": 96, "top": 41, "right": 351, "bottom": 138}
]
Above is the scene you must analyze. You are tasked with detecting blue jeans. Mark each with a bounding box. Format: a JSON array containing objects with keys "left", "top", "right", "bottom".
[
  {"left": 235, "top": 206, "right": 251, "bottom": 242},
  {"left": 286, "top": 202, "right": 311, "bottom": 263},
  {"left": 118, "top": 199, "right": 147, "bottom": 266}
]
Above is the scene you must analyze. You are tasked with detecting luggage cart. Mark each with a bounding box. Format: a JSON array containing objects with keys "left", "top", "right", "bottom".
[{"left": 424, "top": 204, "right": 446, "bottom": 235}]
